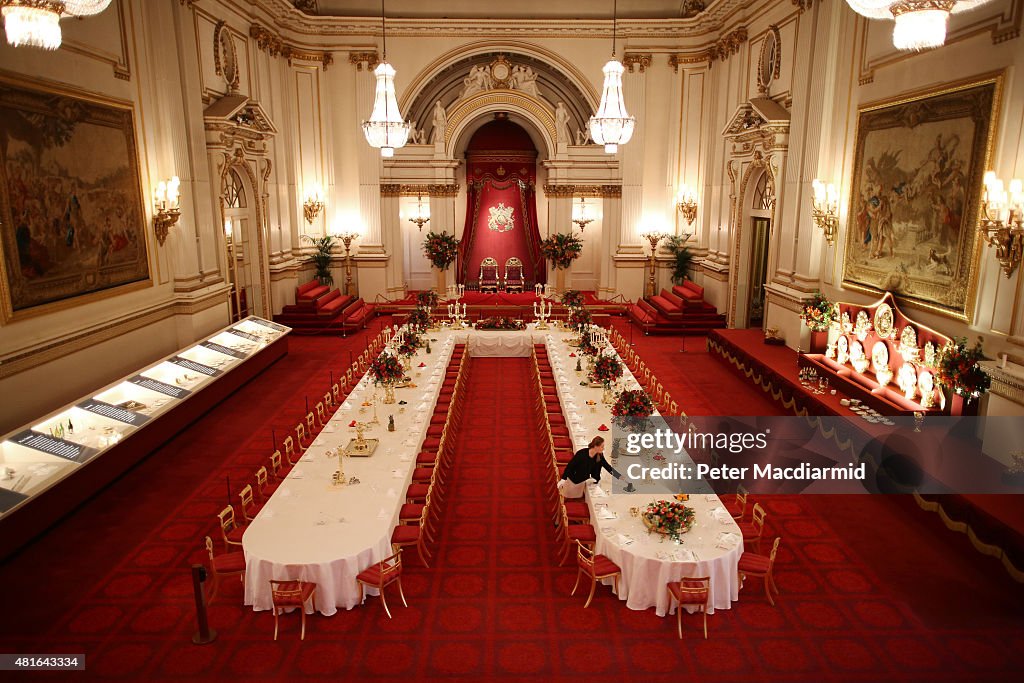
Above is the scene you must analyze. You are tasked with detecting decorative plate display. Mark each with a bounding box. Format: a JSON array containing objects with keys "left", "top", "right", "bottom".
[
  {"left": 854, "top": 310, "right": 873, "bottom": 339},
  {"left": 898, "top": 362, "right": 917, "bottom": 396},
  {"left": 838, "top": 335, "right": 849, "bottom": 355},
  {"left": 923, "top": 342, "right": 937, "bottom": 367},
  {"left": 899, "top": 325, "right": 919, "bottom": 360},
  {"left": 841, "top": 311, "right": 853, "bottom": 333},
  {"left": 918, "top": 370, "right": 934, "bottom": 394},
  {"left": 849, "top": 339, "right": 865, "bottom": 361},
  {"left": 874, "top": 303, "right": 894, "bottom": 339},
  {"left": 871, "top": 341, "right": 889, "bottom": 375}
]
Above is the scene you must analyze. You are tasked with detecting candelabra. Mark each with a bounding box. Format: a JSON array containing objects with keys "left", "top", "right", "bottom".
[
  {"left": 675, "top": 184, "right": 698, "bottom": 226},
  {"left": 303, "top": 185, "right": 325, "bottom": 224},
  {"left": 447, "top": 302, "right": 468, "bottom": 326},
  {"left": 978, "top": 172, "right": 1024, "bottom": 277},
  {"left": 640, "top": 231, "right": 668, "bottom": 298},
  {"left": 337, "top": 230, "right": 359, "bottom": 296},
  {"left": 153, "top": 176, "right": 181, "bottom": 246},
  {"left": 533, "top": 299, "right": 552, "bottom": 329},
  {"left": 810, "top": 179, "right": 839, "bottom": 246}
]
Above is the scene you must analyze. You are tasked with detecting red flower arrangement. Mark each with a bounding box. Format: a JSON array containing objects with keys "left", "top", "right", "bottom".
[
  {"left": 612, "top": 389, "right": 655, "bottom": 418},
  {"left": 589, "top": 354, "right": 624, "bottom": 387},
  {"left": 936, "top": 337, "right": 991, "bottom": 398},
  {"left": 368, "top": 353, "right": 405, "bottom": 385},
  {"left": 397, "top": 331, "right": 422, "bottom": 357},
  {"left": 416, "top": 290, "right": 440, "bottom": 309},
  {"left": 422, "top": 231, "right": 460, "bottom": 270},
  {"left": 642, "top": 500, "right": 696, "bottom": 540},
  {"left": 800, "top": 291, "right": 835, "bottom": 332},
  {"left": 407, "top": 307, "right": 431, "bottom": 329},
  {"left": 474, "top": 316, "right": 526, "bottom": 330},
  {"left": 578, "top": 334, "right": 600, "bottom": 357},
  {"left": 540, "top": 232, "right": 583, "bottom": 270},
  {"left": 568, "top": 307, "right": 592, "bottom": 331},
  {"left": 560, "top": 289, "right": 585, "bottom": 308}
]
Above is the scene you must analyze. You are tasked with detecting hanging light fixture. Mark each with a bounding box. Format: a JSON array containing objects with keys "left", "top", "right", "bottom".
[
  {"left": 1, "top": 0, "right": 111, "bottom": 50},
  {"left": 845, "top": 0, "right": 994, "bottom": 51},
  {"left": 361, "top": 0, "right": 410, "bottom": 158},
  {"left": 589, "top": 0, "right": 635, "bottom": 154}
]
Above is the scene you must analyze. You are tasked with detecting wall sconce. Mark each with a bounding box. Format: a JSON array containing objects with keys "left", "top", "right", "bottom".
[
  {"left": 571, "top": 197, "right": 594, "bottom": 232},
  {"left": 979, "top": 171, "right": 1024, "bottom": 277},
  {"left": 153, "top": 176, "right": 181, "bottom": 246},
  {"left": 407, "top": 194, "right": 430, "bottom": 232},
  {"left": 303, "top": 184, "right": 325, "bottom": 225},
  {"left": 224, "top": 218, "right": 233, "bottom": 242},
  {"left": 810, "top": 179, "right": 839, "bottom": 246},
  {"left": 675, "top": 184, "right": 698, "bottom": 226}
]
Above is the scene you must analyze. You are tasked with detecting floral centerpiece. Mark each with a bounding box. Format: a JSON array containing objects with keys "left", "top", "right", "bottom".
[
  {"left": 799, "top": 292, "right": 834, "bottom": 332},
  {"left": 397, "top": 331, "right": 422, "bottom": 357},
  {"left": 368, "top": 352, "right": 405, "bottom": 403},
  {"left": 416, "top": 290, "right": 440, "bottom": 309},
  {"left": 936, "top": 337, "right": 991, "bottom": 399},
  {"left": 589, "top": 354, "right": 624, "bottom": 387},
  {"left": 578, "top": 334, "right": 600, "bottom": 357},
  {"left": 612, "top": 389, "right": 655, "bottom": 428},
  {"left": 641, "top": 500, "right": 696, "bottom": 540},
  {"left": 567, "top": 307, "right": 592, "bottom": 332},
  {"left": 407, "top": 307, "right": 431, "bottom": 330},
  {"left": 561, "top": 289, "right": 585, "bottom": 308},
  {"left": 422, "top": 231, "right": 460, "bottom": 270},
  {"left": 540, "top": 232, "right": 583, "bottom": 270},
  {"left": 474, "top": 316, "right": 526, "bottom": 331}
]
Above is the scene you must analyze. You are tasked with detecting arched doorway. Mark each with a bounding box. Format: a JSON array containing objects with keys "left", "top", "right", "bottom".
[
  {"left": 457, "top": 117, "right": 545, "bottom": 290},
  {"left": 221, "top": 168, "right": 261, "bottom": 320},
  {"left": 744, "top": 171, "right": 774, "bottom": 328}
]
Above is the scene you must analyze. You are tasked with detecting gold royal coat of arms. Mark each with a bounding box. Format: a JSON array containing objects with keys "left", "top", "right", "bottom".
[{"left": 487, "top": 203, "right": 515, "bottom": 233}]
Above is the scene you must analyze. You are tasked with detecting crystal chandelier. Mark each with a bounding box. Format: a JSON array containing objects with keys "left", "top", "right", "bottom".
[
  {"left": 1, "top": 0, "right": 111, "bottom": 50},
  {"left": 361, "top": 0, "right": 410, "bottom": 157},
  {"left": 845, "top": 0, "right": 994, "bottom": 51},
  {"left": 589, "top": 0, "right": 634, "bottom": 154}
]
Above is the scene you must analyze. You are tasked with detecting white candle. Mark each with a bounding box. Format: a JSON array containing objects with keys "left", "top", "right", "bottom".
[{"left": 1001, "top": 353, "right": 1008, "bottom": 369}]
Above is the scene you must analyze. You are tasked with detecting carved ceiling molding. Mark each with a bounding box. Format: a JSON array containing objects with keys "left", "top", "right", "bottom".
[
  {"left": 348, "top": 51, "right": 381, "bottom": 70},
  {"left": 292, "top": 0, "right": 317, "bottom": 13},
  {"left": 792, "top": 0, "right": 816, "bottom": 11},
  {"left": 380, "top": 184, "right": 460, "bottom": 197},
  {"left": 623, "top": 53, "right": 653, "bottom": 73},
  {"left": 258, "top": 0, "right": 749, "bottom": 40},
  {"left": 543, "top": 184, "right": 622, "bottom": 198},
  {"left": 249, "top": 23, "right": 334, "bottom": 70},
  {"left": 708, "top": 27, "right": 748, "bottom": 66}
]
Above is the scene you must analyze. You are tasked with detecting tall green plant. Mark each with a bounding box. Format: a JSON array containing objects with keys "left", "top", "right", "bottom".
[
  {"left": 302, "top": 234, "right": 335, "bottom": 286},
  {"left": 664, "top": 235, "right": 693, "bottom": 285}
]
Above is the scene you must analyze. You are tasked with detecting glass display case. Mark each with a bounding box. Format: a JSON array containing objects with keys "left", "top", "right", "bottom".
[{"left": 0, "top": 316, "right": 290, "bottom": 518}]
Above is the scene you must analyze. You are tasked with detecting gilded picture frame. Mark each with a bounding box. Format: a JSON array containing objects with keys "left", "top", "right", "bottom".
[
  {"left": 841, "top": 73, "right": 1002, "bottom": 322},
  {"left": 0, "top": 73, "right": 151, "bottom": 323}
]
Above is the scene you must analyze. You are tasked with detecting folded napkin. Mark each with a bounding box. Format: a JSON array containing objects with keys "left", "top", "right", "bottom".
[
  {"left": 416, "top": 402, "right": 429, "bottom": 412},
  {"left": 385, "top": 488, "right": 397, "bottom": 498},
  {"left": 377, "top": 508, "right": 390, "bottom": 520},
  {"left": 290, "top": 469, "right": 304, "bottom": 479},
  {"left": 717, "top": 532, "right": 740, "bottom": 549},
  {"left": 678, "top": 549, "right": 697, "bottom": 562},
  {"left": 399, "top": 454, "right": 413, "bottom": 462},
  {"left": 617, "top": 533, "right": 634, "bottom": 546},
  {"left": 711, "top": 506, "right": 731, "bottom": 521},
  {"left": 590, "top": 485, "right": 609, "bottom": 498},
  {"left": 261, "top": 509, "right": 275, "bottom": 520},
  {"left": 704, "top": 494, "right": 719, "bottom": 502},
  {"left": 598, "top": 424, "right": 609, "bottom": 432},
  {"left": 597, "top": 507, "right": 617, "bottom": 520},
  {"left": 403, "top": 439, "right": 417, "bottom": 447}
]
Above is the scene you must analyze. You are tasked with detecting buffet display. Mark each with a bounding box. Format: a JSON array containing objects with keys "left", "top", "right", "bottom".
[
  {"left": 0, "top": 317, "right": 290, "bottom": 520},
  {"left": 799, "top": 292, "right": 963, "bottom": 416}
]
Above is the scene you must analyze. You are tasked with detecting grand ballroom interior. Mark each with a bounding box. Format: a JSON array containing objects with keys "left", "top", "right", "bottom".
[{"left": 1, "top": 0, "right": 1024, "bottom": 680}]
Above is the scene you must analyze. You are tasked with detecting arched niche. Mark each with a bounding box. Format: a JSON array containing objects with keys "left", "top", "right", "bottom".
[{"left": 445, "top": 91, "right": 556, "bottom": 160}]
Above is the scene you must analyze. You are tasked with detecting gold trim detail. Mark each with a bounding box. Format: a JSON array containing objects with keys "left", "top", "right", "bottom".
[
  {"left": 623, "top": 54, "right": 652, "bottom": 73},
  {"left": 442, "top": 89, "right": 556, "bottom": 153},
  {"left": 348, "top": 51, "right": 380, "bottom": 70},
  {"left": 543, "top": 184, "right": 622, "bottom": 198},
  {"left": 249, "top": 23, "right": 333, "bottom": 70},
  {"left": 709, "top": 27, "right": 747, "bottom": 66},
  {"left": 380, "top": 184, "right": 460, "bottom": 197}
]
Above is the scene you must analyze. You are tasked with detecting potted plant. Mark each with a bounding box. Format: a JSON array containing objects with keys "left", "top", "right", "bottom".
[
  {"left": 936, "top": 337, "right": 990, "bottom": 416},
  {"left": 301, "top": 234, "right": 336, "bottom": 286},
  {"left": 541, "top": 232, "right": 583, "bottom": 292},
  {"left": 799, "top": 291, "right": 834, "bottom": 353},
  {"left": 664, "top": 235, "right": 694, "bottom": 285}
]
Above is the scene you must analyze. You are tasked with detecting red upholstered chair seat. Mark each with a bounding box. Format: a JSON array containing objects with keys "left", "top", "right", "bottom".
[
  {"left": 564, "top": 502, "right": 590, "bottom": 519},
  {"left": 737, "top": 552, "right": 771, "bottom": 573},
  {"left": 412, "top": 468, "right": 433, "bottom": 481},
  {"left": 426, "top": 425, "right": 444, "bottom": 437},
  {"left": 592, "top": 555, "right": 621, "bottom": 577},
  {"left": 568, "top": 525, "right": 596, "bottom": 543},
  {"left": 421, "top": 437, "right": 442, "bottom": 451},
  {"left": 416, "top": 452, "right": 437, "bottom": 464},
  {"left": 406, "top": 484, "right": 429, "bottom": 500},
  {"left": 272, "top": 581, "right": 316, "bottom": 607},
  {"left": 213, "top": 551, "right": 246, "bottom": 573},
  {"left": 738, "top": 522, "right": 761, "bottom": 539},
  {"left": 400, "top": 503, "right": 424, "bottom": 519},
  {"left": 430, "top": 414, "right": 447, "bottom": 425},
  {"left": 226, "top": 526, "right": 245, "bottom": 544},
  {"left": 392, "top": 525, "right": 420, "bottom": 543},
  {"left": 356, "top": 564, "right": 383, "bottom": 584}
]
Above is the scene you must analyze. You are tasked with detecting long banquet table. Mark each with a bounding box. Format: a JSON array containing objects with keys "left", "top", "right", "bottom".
[{"left": 243, "top": 323, "right": 742, "bottom": 618}]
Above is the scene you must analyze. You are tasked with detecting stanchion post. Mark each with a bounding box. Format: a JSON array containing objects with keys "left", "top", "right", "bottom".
[{"left": 191, "top": 564, "right": 217, "bottom": 645}]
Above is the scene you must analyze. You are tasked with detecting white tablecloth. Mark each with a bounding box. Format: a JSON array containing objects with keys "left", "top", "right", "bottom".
[
  {"left": 543, "top": 331, "right": 742, "bottom": 616},
  {"left": 459, "top": 328, "right": 539, "bottom": 357},
  {"left": 242, "top": 336, "right": 457, "bottom": 615}
]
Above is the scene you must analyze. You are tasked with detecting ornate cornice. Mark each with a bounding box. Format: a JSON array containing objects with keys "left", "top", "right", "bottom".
[
  {"left": 249, "top": 23, "right": 333, "bottom": 70},
  {"left": 543, "top": 184, "right": 622, "bottom": 198},
  {"left": 348, "top": 51, "right": 380, "bottom": 70},
  {"left": 981, "top": 361, "right": 1024, "bottom": 406},
  {"left": 792, "top": 0, "right": 816, "bottom": 11},
  {"left": 623, "top": 53, "right": 653, "bottom": 73},
  {"left": 669, "top": 52, "right": 709, "bottom": 71},
  {"left": 380, "top": 183, "right": 460, "bottom": 197},
  {"left": 709, "top": 27, "right": 748, "bottom": 65}
]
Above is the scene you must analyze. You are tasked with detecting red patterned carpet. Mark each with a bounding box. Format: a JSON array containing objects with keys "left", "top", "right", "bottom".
[{"left": 1, "top": 328, "right": 1023, "bottom": 681}]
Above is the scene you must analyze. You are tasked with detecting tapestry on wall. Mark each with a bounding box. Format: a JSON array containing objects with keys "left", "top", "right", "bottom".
[
  {"left": 842, "top": 75, "right": 1001, "bottom": 321},
  {"left": 0, "top": 76, "right": 149, "bottom": 320}
]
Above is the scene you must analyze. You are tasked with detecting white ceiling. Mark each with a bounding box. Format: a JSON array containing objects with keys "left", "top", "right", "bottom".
[{"left": 308, "top": 0, "right": 707, "bottom": 20}]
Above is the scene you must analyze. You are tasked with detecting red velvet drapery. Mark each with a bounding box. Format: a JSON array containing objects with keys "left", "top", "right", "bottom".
[{"left": 457, "top": 121, "right": 544, "bottom": 288}]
